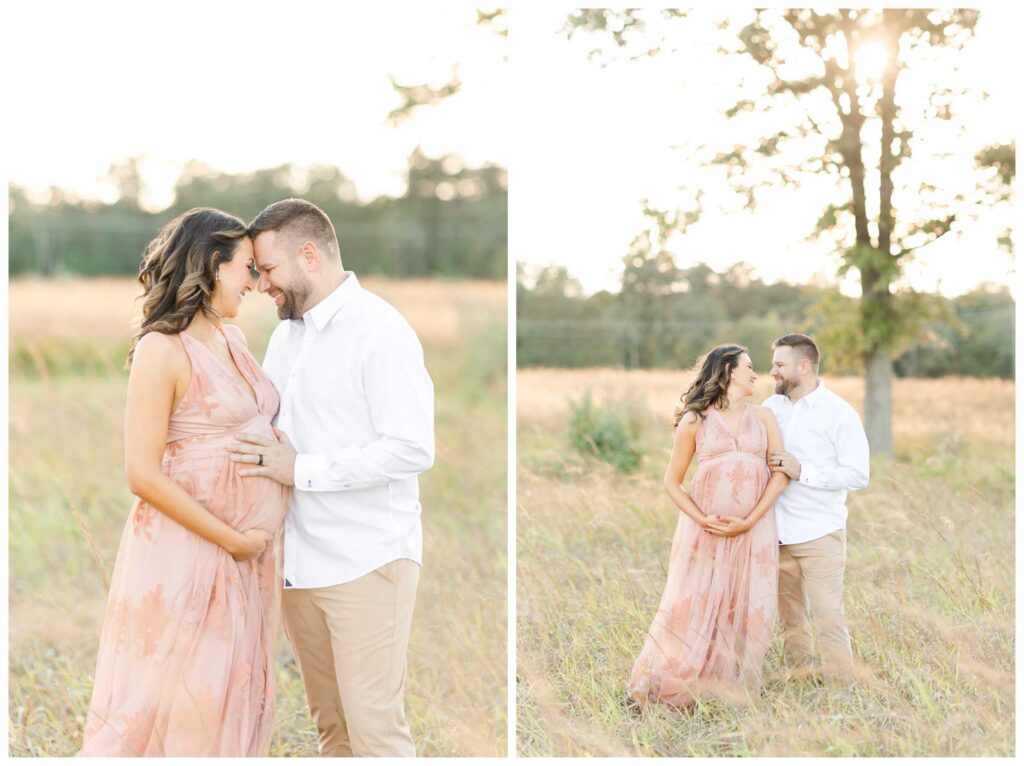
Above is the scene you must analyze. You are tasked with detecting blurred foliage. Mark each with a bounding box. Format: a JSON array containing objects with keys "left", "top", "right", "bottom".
[
  {"left": 518, "top": 260, "right": 1014, "bottom": 379},
  {"left": 388, "top": 70, "right": 463, "bottom": 126},
  {"left": 9, "top": 149, "right": 507, "bottom": 279},
  {"left": 976, "top": 143, "right": 1016, "bottom": 189},
  {"left": 567, "top": 388, "right": 646, "bottom": 473}
]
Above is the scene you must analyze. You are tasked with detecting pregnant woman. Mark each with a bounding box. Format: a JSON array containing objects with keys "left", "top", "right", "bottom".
[
  {"left": 629, "top": 344, "right": 788, "bottom": 708},
  {"left": 79, "top": 208, "right": 289, "bottom": 755}
]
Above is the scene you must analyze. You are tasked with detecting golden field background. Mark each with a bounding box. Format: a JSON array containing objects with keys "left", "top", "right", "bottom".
[
  {"left": 517, "top": 368, "right": 1014, "bottom": 756},
  {"left": 8, "top": 277, "right": 507, "bottom": 757}
]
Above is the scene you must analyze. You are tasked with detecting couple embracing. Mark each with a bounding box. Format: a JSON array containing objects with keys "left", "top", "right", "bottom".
[
  {"left": 78, "top": 199, "right": 434, "bottom": 756},
  {"left": 629, "top": 335, "right": 870, "bottom": 707}
]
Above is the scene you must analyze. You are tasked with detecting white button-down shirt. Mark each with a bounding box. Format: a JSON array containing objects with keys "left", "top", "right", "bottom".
[
  {"left": 262, "top": 272, "right": 435, "bottom": 588},
  {"left": 762, "top": 380, "right": 870, "bottom": 545}
]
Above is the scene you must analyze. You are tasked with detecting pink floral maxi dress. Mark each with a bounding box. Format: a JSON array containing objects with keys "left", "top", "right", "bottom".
[
  {"left": 79, "top": 331, "right": 289, "bottom": 756},
  {"left": 629, "top": 406, "right": 778, "bottom": 707}
]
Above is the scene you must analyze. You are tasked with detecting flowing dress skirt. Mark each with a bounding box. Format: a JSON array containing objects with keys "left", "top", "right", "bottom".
[{"left": 629, "top": 408, "right": 778, "bottom": 707}]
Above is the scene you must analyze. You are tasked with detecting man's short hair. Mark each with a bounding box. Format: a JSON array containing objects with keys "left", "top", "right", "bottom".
[
  {"left": 773, "top": 333, "right": 820, "bottom": 370},
  {"left": 248, "top": 198, "right": 339, "bottom": 258}
]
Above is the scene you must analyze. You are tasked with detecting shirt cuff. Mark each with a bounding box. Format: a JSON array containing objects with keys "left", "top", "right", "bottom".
[
  {"left": 799, "top": 462, "right": 817, "bottom": 487},
  {"left": 294, "top": 453, "right": 329, "bottom": 490},
  {"left": 293, "top": 448, "right": 368, "bottom": 491}
]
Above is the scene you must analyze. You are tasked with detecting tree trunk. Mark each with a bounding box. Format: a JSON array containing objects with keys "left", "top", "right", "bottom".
[
  {"left": 864, "top": 348, "right": 893, "bottom": 457},
  {"left": 836, "top": 12, "right": 872, "bottom": 249},
  {"left": 861, "top": 12, "right": 901, "bottom": 461},
  {"left": 839, "top": 9, "right": 894, "bottom": 459}
]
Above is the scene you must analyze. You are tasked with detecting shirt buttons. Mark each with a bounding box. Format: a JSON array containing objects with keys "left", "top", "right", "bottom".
[{"left": 343, "top": 482, "right": 352, "bottom": 488}]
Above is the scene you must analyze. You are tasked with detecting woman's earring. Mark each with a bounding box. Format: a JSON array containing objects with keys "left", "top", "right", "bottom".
[{"left": 216, "top": 271, "right": 221, "bottom": 282}]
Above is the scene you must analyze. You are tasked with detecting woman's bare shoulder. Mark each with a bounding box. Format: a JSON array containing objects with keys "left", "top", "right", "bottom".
[
  {"left": 132, "top": 331, "right": 188, "bottom": 376},
  {"left": 675, "top": 410, "right": 700, "bottom": 433},
  {"left": 134, "top": 329, "right": 184, "bottom": 356},
  {"left": 749, "top": 404, "right": 779, "bottom": 426}
]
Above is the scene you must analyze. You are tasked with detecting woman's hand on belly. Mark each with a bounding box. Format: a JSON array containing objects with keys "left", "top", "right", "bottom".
[
  {"left": 228, "top": 528, "right": 272, "bottom": 562},
  {"left": 704, "top": 515, "right": 753, "bottom": 537}
]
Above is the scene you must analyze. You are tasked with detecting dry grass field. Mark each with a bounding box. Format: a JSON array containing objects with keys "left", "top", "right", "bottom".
[
  {"left": 517, "top": 368, "right": 1014, "bottom": 757},
  {"left": 8, "top": 277, "right": 507, "bottom": 757}
]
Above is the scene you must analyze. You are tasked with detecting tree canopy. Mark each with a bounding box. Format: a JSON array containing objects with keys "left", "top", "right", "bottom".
[{"left": 565, "top": 8, "right": 1014, "bottom": 454}]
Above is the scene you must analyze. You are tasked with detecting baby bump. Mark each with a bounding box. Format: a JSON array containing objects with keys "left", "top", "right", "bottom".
[
  {"left": 692, "top": 454, "right": 769, "bottom": 519},
  {"left": 164, "top": 427, "right": 289, "bottom": 532}
]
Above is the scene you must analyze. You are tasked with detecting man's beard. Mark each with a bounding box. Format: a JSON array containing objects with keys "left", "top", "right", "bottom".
[
  {"left": 277, "top": 279, "right": 313, "bottom": 320},
  {"left": 775, "top": 375, "right": 799, "bottom": 396}
]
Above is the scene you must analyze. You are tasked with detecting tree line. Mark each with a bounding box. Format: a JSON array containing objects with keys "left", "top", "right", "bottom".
[
  {"left": 9, "top": 149, "right": 507, "bottom": 280},
  {"left": 517, "top": 261, "right": 1013, "bottom": 379}
]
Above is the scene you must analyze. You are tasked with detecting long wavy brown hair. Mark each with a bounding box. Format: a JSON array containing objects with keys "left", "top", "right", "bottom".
[
  {"left": 672, "top": 344, "right": 749, "bottom": 428},
  {"left": 126, "top": 208, "right": 248, "bottom": 366}
]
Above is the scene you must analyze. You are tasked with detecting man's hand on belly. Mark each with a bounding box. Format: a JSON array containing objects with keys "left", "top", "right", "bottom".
[{"left": 229, "top": 427, "right": 297, "bottom": 487}]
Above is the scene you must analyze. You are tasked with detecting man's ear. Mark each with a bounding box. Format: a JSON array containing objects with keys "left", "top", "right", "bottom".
[{"left": 300, "top": 241, "right": 318, "bottom": 271}]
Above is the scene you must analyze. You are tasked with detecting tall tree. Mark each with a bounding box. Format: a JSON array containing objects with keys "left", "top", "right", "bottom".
[{"left": 567, "top": 9, "right": 1012, "bottom": 456}]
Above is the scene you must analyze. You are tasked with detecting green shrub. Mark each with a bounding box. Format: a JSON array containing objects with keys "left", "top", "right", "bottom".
[{"left": 567, "top": 389, "right": 645, "bottom": 472}]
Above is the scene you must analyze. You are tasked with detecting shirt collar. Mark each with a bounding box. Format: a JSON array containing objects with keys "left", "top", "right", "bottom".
[
  {"left": 800, "top": 378, "right": 827, "bottom": 408},
  {"left": 300, "top": 272, "right": 359, "bottom": 332}
]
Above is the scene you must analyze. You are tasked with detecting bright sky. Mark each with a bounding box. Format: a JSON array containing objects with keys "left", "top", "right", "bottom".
[
  {"left": 4, "top": 2, "right": 506, "bottom": 210},
  {"left": 512, "top": 7, "right": 1016, "bottom": 298}
]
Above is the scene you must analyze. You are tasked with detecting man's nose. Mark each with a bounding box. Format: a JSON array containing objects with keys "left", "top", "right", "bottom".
[{"left": 257, "top": 273, "right": 269, "bottom": 293}]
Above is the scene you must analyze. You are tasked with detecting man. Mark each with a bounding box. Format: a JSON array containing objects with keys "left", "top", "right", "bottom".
[
  {"left": 761, "top": 333, "right": 869, "bottom": 682},
  {"left": 229, "top": 198, "right": 434, "bottom": 756}
]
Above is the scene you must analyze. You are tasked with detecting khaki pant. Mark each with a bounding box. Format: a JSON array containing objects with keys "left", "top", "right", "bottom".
[
  {"left": 777, "top": 529, "right": 853, "bottom": 678},
  {"left": 281, "top": 558, "right": 420, "bottom": 757}
]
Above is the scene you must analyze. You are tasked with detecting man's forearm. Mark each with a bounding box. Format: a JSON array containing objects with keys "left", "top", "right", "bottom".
[
  {"left": 799, "top": 462, "right": 869, "bottom": 491},
  {"left": 294, "top": 437, "right": 435, "bottom": 492}
]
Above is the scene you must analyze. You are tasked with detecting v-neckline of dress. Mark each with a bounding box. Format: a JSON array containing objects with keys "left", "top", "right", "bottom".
[
  {"left": 711, "top": 405, "right": 749, "bottom": 442},
  {"left": 182, "top": 330, "right": 260, "bottom": 412}
]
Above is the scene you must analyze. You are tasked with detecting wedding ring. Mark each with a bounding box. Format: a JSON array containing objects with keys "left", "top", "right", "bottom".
[{"left": 258, "top": 454, "right": 264, "bottom": 466}]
